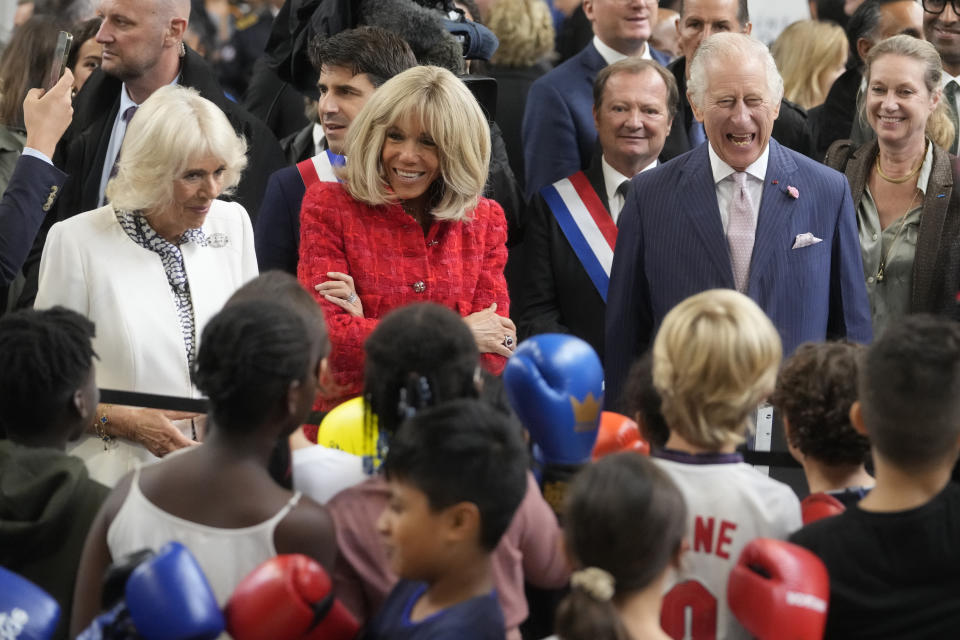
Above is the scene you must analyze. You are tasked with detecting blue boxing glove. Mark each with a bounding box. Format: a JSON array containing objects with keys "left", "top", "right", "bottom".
[
  {"left": 503, "top": 333, "right": 604, "bottom": 464},
  {"left": 75, "top": 603, "right": 136, "bottom": 640},
  {"left": 0, "top": 567, "right": 60, "bottom": 640},
  {"left": 125, "top": 542, "right": 224, "bottom": 640},
  {"left": 503, "top": 334, "right": 604, "bottom": 515}
]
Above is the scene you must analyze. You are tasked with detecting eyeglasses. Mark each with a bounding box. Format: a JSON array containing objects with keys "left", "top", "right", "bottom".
[{"left": 923, "top": 0, "right": 960, "bottom": 15}]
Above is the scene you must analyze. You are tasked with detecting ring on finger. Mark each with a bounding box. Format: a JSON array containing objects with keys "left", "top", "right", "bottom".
[
  {"left": 502, "top": 335, "right": 515, "bottom": 349},
  {"left": 346, "top": 292, "right": 358, "bottom": 304}
]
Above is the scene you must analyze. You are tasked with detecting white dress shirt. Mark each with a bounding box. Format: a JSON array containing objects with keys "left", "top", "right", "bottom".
[
  {"left": 21, "top": 147, "right": 51, "bottom": 164},
  {"left": 312, "top": 123, "right": 325, "bottom": 157},
  {"left": 602, "top": 155, "right": 657, "bottom": 223},
  {"left": 708, "top": 143, "right": 769, "bottom": 234},
  {"left": 592, "top": 35, "right": 651, "bottom": 65}
]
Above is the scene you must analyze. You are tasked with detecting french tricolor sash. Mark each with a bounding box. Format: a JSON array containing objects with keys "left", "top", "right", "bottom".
[
  {"left": 296, "top": 149, "right": 346, "bottom": 188},
  {"left": 540, "top": 171, "right": 618, "bottom": 302}
]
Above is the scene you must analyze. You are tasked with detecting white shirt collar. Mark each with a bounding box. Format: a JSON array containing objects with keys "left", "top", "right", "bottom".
[
  {"left": 602, "top": 155, "right": 656, "bottom": 223},
  {"left": 942, "top": 70, "right": 960, "bottom": 88},
  {"left": 601, "top": 154, "right": 656, "bottom": 200},
  {"left": 119, "top": 74, "right": 180, "bottom": 110},
  {"left": 601, "top": 155, "right": 633, "bottom": 201},
  {"left": 592, "top": 35, "right": 649, "bottom": 66},
  {"left": 708, "top": 141, "right": 770, "bottom": 185},
  {"left": 916, "top": 138, "right": 935, "bottom": 196},
  {"left": 313, "top": 124, "right": 326, "bottom": 154}
]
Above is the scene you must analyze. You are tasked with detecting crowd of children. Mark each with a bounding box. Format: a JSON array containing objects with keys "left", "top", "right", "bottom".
[{"left": 2, "top": 278, "right": 960, "bottom": 639}]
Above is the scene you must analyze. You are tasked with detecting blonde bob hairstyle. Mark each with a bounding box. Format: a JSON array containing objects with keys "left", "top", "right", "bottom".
[
  {"left": 772, "top": 20, "right": 847, "bottom": 111},
  {"left": 341, "top": 65, "right": 491, "bottom": 223},
  {"left": 652, "top": 289, "right": 782, "bottom": 450},
  {"left": 106, "top": 84, "right": 248, "bottom": 214},
  {"left": 861, "top": 35, "right": 955, "bottom": 151},
  {"left": 488, "top": 0, "right": 555, "bottom": 68}
]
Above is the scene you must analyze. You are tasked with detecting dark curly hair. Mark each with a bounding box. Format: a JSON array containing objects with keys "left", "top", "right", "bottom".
[
  {"left": 193, "top": 301, "right": 318, "bottom": 434},
  {"left": 622, "top": 351, "right": 669, "bottom": 449},
  {"left": 363, "top": 303, "right": 480, "bottom": 440},
  {"left": 771, "top": 341, "right": 870, "bottom": 466},
  {"left": 0, "top": 306, "right": 96, "bottom": 439},
  {"left": 224, "top": 271, "right": 330, "bottom": 363}
]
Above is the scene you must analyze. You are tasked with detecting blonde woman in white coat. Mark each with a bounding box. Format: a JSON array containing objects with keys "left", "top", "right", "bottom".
[{"left": 35, "top": 85, "right": 257, "bottom": 486}]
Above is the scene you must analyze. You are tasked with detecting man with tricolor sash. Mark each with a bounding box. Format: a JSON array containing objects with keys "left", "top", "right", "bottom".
[
  {"left": 254, "top": 27, "right": 418, "bottom": 274},
  {"left": 519, "top": 58, "right": 678, "bottom": 358}
]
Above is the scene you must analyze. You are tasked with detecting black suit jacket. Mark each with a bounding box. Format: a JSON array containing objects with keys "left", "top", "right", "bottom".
[
  {"left": 17, "top": 47, "right": 286, "bottom": 308},
  {"left": 660, "top": 57, "right": 815, "bottom": 162},
  {"left": 489, "top": 60, "right": 552, "bottom": 196},
  {"left": 518, "top": 151, "right": 610, "bottom": 357},
  {"left": 810, "top": 67, "right": 862, "bottom": 161}
]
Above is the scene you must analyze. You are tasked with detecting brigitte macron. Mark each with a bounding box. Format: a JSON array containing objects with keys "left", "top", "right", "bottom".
[
  {"left": 298, "top": 65, "right": 514, "bottom": 407},
  {"left": 35, "top": 85, "right": 258, "bottom": 486}
]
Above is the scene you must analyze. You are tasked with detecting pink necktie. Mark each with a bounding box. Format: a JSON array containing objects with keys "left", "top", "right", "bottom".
[{"left": 727, "top": 171, "right": 755, "bottom": 293}]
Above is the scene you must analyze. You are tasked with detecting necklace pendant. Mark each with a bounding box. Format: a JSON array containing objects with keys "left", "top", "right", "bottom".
[{"left": 876, "top": 270, "right": 884, "bottom": 282}]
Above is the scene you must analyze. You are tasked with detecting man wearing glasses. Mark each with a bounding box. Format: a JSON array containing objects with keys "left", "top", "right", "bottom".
[{"left": 925, "top": 0, "right": 960, "bottom": 153}]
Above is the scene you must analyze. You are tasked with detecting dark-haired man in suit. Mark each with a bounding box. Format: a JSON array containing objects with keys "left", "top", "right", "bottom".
[{"left": 519, "top": 58, "right": 676, "bottom": 358}]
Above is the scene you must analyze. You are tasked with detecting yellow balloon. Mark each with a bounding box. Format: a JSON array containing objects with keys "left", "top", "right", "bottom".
[{"left": 315, "top": 397, "right": 378, "bottom": 457}]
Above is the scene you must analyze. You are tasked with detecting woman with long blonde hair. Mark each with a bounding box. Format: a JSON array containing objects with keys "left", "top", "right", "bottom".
[
  {"left": 825, "top": 35, "right": 960, "bottom": 335},
  {"left": 772, "top": 20, "right": 848, "bottom": 110}
]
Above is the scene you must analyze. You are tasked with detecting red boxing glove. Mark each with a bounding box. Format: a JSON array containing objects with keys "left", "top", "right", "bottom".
[
  {"left": 591, "top": 412, "right": 650, "bottom": 461},
  {"left": 727, "top": 538, "right": 829, "bottom": 640},
  {"left": 225, "top": 555, "right": 360, "bottom": 640},
  {"left": 800, "top": 492, "right": 846, "bottom": 525}
]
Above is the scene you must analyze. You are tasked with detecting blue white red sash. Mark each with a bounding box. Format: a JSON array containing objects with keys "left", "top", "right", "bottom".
[
  {"left": 296, "top": 149, "right": 346, "bottom": 188},
  {"left": 540, "top": 171, "right": 618, "bottom": 302}
]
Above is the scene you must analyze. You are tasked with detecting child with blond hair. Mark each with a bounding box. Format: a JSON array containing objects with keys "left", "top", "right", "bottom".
[{"left": 648, "top": 289, "right": 802, "bottom": 640}]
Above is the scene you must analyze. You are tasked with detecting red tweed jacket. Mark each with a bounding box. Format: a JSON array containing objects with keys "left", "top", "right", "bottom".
[{"left": 298, "top": 181, "right": 510, "bottom": 409}]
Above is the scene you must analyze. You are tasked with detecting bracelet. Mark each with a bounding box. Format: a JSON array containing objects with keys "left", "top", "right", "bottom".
[{"left": 94, "top": 404, "right": 114, "bottom": 450}]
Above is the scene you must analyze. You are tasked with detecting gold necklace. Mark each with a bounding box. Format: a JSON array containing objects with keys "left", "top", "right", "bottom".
[
  {"left": 876, "top": 189, "right": 920, "bottom": 282},
  {"left": 875, "top": 140, "right": 928, "bottom": 184}
]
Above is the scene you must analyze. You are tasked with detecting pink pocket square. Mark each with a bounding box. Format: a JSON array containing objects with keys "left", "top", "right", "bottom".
[{"left": 792, "top": 233, "right": 823, "bottom": 249}]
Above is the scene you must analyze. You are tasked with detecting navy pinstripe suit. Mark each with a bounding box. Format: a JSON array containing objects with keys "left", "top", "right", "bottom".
[{"left": 605, "top": 139, "right": 872, "bottom": 409}]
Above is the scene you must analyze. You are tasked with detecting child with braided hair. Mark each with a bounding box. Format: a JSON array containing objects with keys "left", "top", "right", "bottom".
[
  {"left": 327, "top": 303, "right": 569, "bottom": 638},
  {"left": 0, "top": 307, "right": 107, "bottom": 640},
  {"left": 71, "top": 294, "right": 336, "bottom": 634}
]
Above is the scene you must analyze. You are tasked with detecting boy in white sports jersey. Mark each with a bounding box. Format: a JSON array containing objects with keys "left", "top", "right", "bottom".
[{"left": 648, "top": 289, "right": 802, "bottom": 640}]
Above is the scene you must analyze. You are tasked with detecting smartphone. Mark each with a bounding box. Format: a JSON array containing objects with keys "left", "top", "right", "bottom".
[{"left": 46, "top": 31, "right": 74, "bottom": 91}]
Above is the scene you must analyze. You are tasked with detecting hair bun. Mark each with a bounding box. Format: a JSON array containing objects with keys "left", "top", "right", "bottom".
[{"left": 571, "top": 567, "right": 615, "bottom": 602}]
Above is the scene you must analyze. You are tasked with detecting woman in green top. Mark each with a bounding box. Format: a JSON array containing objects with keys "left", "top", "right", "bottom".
[{"left": 825, "top": 35, "right": 960, "bottom": 336}]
